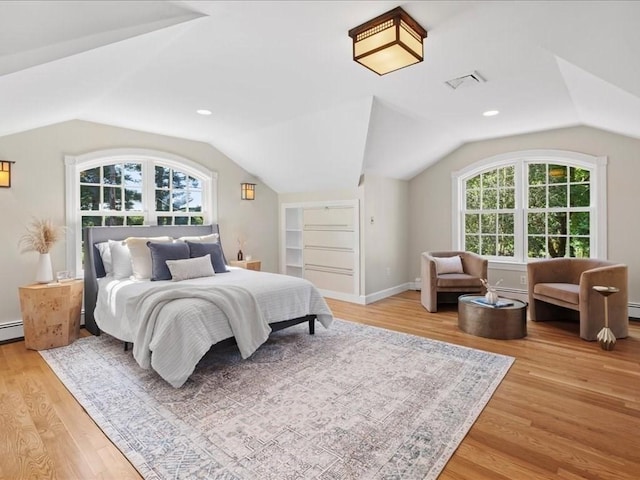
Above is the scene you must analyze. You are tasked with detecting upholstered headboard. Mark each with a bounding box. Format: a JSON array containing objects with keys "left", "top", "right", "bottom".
[{"left": 82, "top": 224, "right": 220, "bottom": 335}]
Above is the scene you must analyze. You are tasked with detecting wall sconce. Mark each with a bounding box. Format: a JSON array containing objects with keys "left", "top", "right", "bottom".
[
  {"left": 0, "top": 160, "right": 15, "bottom": 188},
  {"left": 241, "top": 183, "right": 256, "bottom": 200},
  {"left": 348, "top": 6, "right": 428, "bottom": 76}
]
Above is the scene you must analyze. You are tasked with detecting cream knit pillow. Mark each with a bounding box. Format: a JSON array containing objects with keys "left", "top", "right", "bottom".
[
  {"left": 166, "top": 255, "right": 215, "bottom": 281},
  {"left": 434, "top": 255, "right": 464, "bottom": 274}
]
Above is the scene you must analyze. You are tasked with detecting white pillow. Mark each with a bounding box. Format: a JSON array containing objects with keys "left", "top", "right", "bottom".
[
  {"left": 95, "top": 241, "right": 112, "bottom": 274},
  {"left": 125, "top": 236, "right": 173, "bottom": 279},
  {"left": 109, "top": 240, "right": 133, "bottom": 279},
  {"left": 166, "top": 254, "right": 215, "bottom": 281},
  {"left": 434, "top": 255, "right": 464, "bottom": 274},
  {"left": 177, "top": 233, "right": 219, "bottom": 243}
]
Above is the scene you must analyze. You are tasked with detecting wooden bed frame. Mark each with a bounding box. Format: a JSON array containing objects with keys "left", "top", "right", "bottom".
[{"left": 82, "top": 224, "right": 315, "bottom": 339}]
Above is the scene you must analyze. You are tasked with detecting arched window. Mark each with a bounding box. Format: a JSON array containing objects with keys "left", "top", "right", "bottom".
[
  {"left": 452, "top": 150, "right": 606, "bottom": 266},
  {"left": 65, "top": 149, "right": 218, "bottom": 277}
]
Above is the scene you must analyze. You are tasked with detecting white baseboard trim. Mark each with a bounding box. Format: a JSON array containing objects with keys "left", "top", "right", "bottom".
[
  {"left": 495, "top": 287, "right": 528, "bottom": 303},
  {"left": 319, "top": 283, "right": 412, "bottom": 305},
  {"left": 0, "top": 320, "right": 24, "bottom": 343},
  {"left": 318, "top": 289, "right": 366, "bottom": 305},
  {"left": 363, "top": 283, "right": 411, "bottom": 305}
]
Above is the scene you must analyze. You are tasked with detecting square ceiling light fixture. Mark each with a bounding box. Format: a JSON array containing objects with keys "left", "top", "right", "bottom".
[{"left": 348, "top": 6, "right": 427, "bottom": 76}]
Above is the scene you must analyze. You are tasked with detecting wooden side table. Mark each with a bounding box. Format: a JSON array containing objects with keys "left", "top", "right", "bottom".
[
  {"left": 229, "top": 259, "right": 261, "bottom": 271},
  {"left": 18, "top": 279, "right": 83, "bottom": 350}
]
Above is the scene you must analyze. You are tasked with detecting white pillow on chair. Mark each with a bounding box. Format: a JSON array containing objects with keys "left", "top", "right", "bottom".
[{"left": 434, "top": 255, "right": 464, "bottom": 274}]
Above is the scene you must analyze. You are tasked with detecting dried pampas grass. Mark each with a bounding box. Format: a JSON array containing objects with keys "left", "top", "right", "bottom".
[{"left": 19, "top": 218, "right": 64, "bottom": 254}]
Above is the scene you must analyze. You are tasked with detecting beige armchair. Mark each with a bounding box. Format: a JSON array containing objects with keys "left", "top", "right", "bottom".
[
  {"left": 421, "top": 251, "right": 487, "bottom": 313},
  {"left": 527, "top": 258, "right": 628, "bottom": 341}
]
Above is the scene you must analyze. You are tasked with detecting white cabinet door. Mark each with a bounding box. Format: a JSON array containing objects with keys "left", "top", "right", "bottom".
[
  {"left": 282, "top": 201, "right": 359, "bottom": 298},
  {"left": 304, "top": 267, "right": 354, "bottom": 294},
  {"left": 304, "top": 230, "right": 354, "bottom": 250},
  {"left": 303, "top": 206, "right": 354, "bottom": 230},
  {"left": 304, "top": 248, "right": 355, "bottom": 270}
]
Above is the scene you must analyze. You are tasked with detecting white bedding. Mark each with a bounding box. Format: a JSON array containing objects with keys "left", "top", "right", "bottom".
[{"left": 94, "top": 268, "right": 333, "bottom": 387}]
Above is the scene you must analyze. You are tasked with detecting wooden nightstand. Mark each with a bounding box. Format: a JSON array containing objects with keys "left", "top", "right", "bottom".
[
  {"left": 229, "top": 259, "right": 261, "bottom": 271},
  {"left": 18, "top": 279, "right": 83, "bottom": 350}
]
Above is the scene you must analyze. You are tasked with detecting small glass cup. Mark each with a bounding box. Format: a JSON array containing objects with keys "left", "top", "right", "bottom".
[{"left": 56, "top": 270, "right": 70, "bottom": 283}]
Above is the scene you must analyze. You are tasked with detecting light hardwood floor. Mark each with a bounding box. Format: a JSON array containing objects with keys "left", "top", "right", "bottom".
[{"left": 1, "top": 290, "right": 639, "bottom": 479}]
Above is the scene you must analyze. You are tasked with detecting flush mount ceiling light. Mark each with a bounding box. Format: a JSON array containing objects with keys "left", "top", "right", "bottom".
[
  {"left": 196, "top": 109, "right": 212, "bottom": 116},
  {"left": 348, "top": 6, "right": 427, "bottom": 76},
  {"left": 483, "top": 110, "right": 499, "bottom": 117}
]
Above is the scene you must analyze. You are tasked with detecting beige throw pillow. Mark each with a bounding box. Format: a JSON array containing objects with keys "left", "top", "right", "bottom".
[
  {"left": 125, "top": 236, "right": 173, "bottom": 279},
  {"left": 177, "top": 233, "right": 219, "bottom": 243},
  {"left": 166, "top": 255, "right": 215, "bottom": 281}
]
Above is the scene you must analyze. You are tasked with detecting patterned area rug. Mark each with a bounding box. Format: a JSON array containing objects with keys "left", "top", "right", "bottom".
[{"left": 40, "top": 319, "right": 513, "bottom": 479}]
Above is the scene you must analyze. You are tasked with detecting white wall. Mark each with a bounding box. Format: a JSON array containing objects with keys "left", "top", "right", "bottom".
[
  {"left": 362, "top": 175, "right": 410, "bottom": 296},
  {"left": 409, "top": 125, "right": 640, "bottom": 307},
  {"left": 278, "top": 176, "right": 410, "bottom": 301},
  {"left": 0, "top": 120, "right": 278, "bottom": 329}
]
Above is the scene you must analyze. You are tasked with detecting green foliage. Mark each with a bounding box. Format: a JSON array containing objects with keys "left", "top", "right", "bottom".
[
  {"left": 80, "top": 162, "right": 203, "bottom": 227},
  {"left": 465, "top": 214, "right": 479, "bottom": 233},
  {"left": 480, "top": 235, "right": 497, "bottom": 255},
  {"left": 498, "top": 235, "right": 514, "bottom": 256},
  {"left": 464, "top": 162, "right": 592, "bottom": 259}
]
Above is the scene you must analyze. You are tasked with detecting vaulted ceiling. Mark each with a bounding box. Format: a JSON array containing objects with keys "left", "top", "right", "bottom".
[{"left": 1, "top": 1, "right": 639, "bottom": 193}]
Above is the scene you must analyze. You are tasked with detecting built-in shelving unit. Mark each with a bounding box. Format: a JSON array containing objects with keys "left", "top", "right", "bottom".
[
  {"left": 281, "top": 200, "right": 359, "bottom": 301},
  {"left": 283, "top": 206, "right": 303, "bottom": 278}
]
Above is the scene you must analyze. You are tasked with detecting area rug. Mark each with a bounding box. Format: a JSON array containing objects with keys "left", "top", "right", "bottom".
[{"left": 40, "top": 319, "right": 513, "bottom": 479}]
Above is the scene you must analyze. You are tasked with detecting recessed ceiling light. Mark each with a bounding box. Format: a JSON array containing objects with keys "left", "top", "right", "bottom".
[
  {"left": 483, "top": 110, "right": 499, "bottom": 117},
  {"left": 196, "top": 109, "right": 212, "bottom": 116}
]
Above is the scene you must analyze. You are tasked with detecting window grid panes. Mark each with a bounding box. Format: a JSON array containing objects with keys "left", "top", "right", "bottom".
[
  {"left": 68, "top": 151, "right": 216, "bottom": 277},
  {"left": 79, "top": 162, "right": 144, "bottom": 226},
  {"left": 153, "top": 166, "right": 204, "bottom": 226},
  {"left": 461, "top": 160, "right": 593, "bottom": 262},
  {"left": 464, "top": 165, "right": 516, "bottom": 258},
  {"left": 78, "top": 162, "right": 206, "bottom": 228},
  {"left": 526, "top": 164, "right": 591, "bottom": 258}
]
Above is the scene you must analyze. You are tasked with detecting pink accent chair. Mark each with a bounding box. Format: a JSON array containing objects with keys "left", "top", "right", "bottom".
[
  {"left": 421, "top": 251, "right": 487, "bottom": 313},
  {"left": 527, "top": 258, "right": 628, "bottom": 341}
]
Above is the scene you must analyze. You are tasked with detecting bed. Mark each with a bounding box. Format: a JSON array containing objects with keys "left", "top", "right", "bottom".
[{"left": 83, "top": 224, "right": 333, "bottom": 387}]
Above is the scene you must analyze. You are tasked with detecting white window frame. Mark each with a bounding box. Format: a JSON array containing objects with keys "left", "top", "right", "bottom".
[
  {"left": 65, "top": 148, "right": 218, "bottom": 277},
  {"left": 451, "top": 149, "right": 607, "bottom": 270}
]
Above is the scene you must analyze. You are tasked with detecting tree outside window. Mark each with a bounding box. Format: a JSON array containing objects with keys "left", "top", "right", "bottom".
[
  {"left": 464, "top": 165, "right": 516, "bottom": 259},
  {"left": 456, "top": 151, "right": 602, "bottom": 264},
  {"left": 526, "top": 163, "right": 590, "bottom": 258},
  {"left": 67, "top": 149, "right": 216, "bottom": 277}
]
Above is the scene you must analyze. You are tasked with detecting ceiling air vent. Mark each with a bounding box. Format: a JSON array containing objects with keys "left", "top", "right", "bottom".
[{"left": 445, "top": 71, "right": 486, "bottom": 90}]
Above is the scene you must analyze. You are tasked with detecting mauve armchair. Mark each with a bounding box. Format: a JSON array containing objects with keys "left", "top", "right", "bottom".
[
  {"left": 421, "top": 251, "right": 487, "bottom": 313},
  {"left": 527, "top": 258, "right": 628, "bottom": 341}
]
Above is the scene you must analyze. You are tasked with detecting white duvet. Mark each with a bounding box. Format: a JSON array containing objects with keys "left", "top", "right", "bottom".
[{"left": 94, "top": 268, "right": 333, "bottom": 387}]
